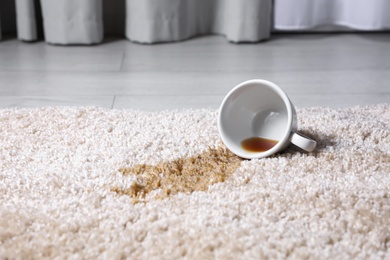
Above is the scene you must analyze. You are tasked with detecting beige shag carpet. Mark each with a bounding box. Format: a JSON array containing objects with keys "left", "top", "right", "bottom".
[{"left": 0, "top": 104, "right": 389, "bottom": 259}]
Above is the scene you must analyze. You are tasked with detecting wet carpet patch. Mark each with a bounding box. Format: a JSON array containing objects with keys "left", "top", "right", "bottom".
[{"left": 112, "top": 147, "right": 242, "bottom": 202}]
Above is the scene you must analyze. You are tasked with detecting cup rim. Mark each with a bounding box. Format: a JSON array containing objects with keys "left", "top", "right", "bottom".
[{"left": 218, "top": 79, "right": 293, "bottom": 159}]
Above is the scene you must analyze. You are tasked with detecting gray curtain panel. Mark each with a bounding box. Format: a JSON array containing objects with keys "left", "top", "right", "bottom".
[
  {"left": 40, "top": 0, "right": 103, "bottom": 44},
  {"left": 125, "top": 0, "right": 272, "bottom": 43},
  {"left": 15, "top": 0, "right": 38, "bottom": 41},
  {"left": 0, "top": 0, "right": 272, "bottom": 44},
  {"left": 1, "top": 0, "right": 388, "bottom": 44},
  {"left": 8, "top": 0, "right": 103, "bottom": 44}
]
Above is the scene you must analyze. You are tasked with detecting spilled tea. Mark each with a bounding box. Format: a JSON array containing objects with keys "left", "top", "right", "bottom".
[{"left": 112, "top": 147, "right": 242, "bottom": 203}]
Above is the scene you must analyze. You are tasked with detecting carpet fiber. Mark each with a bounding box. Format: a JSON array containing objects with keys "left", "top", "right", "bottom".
[{"left": 0, "top": 104, "right": 389, "bottom": 259}]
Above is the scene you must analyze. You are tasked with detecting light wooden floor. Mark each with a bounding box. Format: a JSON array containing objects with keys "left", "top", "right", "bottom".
[{"left": 0, "top": 33, "right": 389, "bottom": 110}]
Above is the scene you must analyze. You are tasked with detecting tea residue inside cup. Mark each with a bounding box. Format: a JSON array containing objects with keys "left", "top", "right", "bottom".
[{"left": 241, "top": 137, "right": 278, "bottom": 152}]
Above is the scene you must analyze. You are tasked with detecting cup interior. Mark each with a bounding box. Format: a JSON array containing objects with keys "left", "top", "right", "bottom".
[{"left": 218, "top": 80, "right": 291, "bottom": 158}]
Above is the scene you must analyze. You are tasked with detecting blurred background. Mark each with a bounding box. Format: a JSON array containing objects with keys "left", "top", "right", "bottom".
[{"left": 0, "top": 0, "right": 389, "bottom": 110}]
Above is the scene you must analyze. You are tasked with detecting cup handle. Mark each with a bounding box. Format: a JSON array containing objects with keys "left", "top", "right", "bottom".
[{"left": 289, "top": 132, "right": 317, "bottom": 152}]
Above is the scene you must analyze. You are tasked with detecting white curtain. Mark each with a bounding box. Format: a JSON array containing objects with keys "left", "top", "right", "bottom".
[
  {"left": 0, "top": 0, "right": 389, "bottom": 45},
  {"left": 274, "top": 0, "right": 390, "bottom": 30}
]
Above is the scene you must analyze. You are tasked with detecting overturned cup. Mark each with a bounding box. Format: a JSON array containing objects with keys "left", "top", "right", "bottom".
[{"left": 218, "top": 79, "right": 316, "bottom": 159}]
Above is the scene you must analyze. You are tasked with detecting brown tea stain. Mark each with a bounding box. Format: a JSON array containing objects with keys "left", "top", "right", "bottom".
[{"left": 112, "top": 147, "right": 242, "bottom": 203}]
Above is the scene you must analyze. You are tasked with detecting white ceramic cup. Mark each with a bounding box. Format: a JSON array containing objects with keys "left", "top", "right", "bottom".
[{"left": 218, "top": 79, "right": 316, "bottom": 159}]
